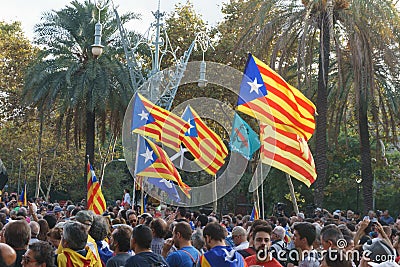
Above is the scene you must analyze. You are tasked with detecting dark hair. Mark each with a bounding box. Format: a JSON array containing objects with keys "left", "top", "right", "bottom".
[
  {"left": 4, "top": 220, "right": 31, "bottom": 248},
  {"left": 43, "top": 214, "right": 57, "bottom": 229},
  {"left": 89, "top": 215, "right": 109, "bottom": 242},
  {"left": 203, "top": 222, "right": 226, "bottom": 242},
  {"left": 173, "top": 222, "right": 192, "bottom": 241},
  {"left": 293, "top": 222, "right": 316, "bottom": 246},
  {"left": 197, "top": 214, "right": 208, "bottom": 227},
  {"left": 112, "top": 225, "right": 132, "bottom": 252},
  {"left": 132, "top": 225, "right": 153, "bottom": 249},
  {"left": 278, "top": 217, "right": 289, "bottom": 228},
  {"left": 37, "top": 219, "right": 50, "bottom": 241},
  {"left": 324, "top": 250, "right": 352, "bottom": 267},
  {"left": 150, "top": 218, "right": 167, "bottom": 238},
  {"left": 29, "top": 241, "right": 56, "bottom": 267},
  {"left": 252, "top": 225, "right": 272, "bottom": 241},
  {"left": 177, "top": 207, "right": 187, "bottom": 218},
  {"left": 321, "top": 225, "right": 343, "bottom": 245}
]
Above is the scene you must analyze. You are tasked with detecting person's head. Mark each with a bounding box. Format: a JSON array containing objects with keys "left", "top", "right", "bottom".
[
  {"left": 22, "top": 241, "right": 55, "bottom": 267},
  {"left": 191, "top": 229, "right": 205, "bottom": 251},
  {"left": 130, "top": 224, "right": 153, "bottom": 252},
  {"left": 202, "top": 222, "right": 226, "bottom": 250},
  {"left": 89, "top": 215, "right": 109, "bottom": 242},
  {"left": 271, "top": 226, "right": 285, "bottom": 241},
  {"left": 320, "top": 224, "right": 344, "bottom": 250},
  {"left": 37, "top": 219, "right": 49, "bottom": 242},
  {"left": 362, "top": 239, "right": 396, "bottom": 264},
  {"left": 149, "top": 218, "right": 167, "bottom": 238},
  {"left": 4, "top": 220, "right": 31, "bottom": 249},
  {"left": 124, "top": 188, "right": 130, "bottom": 194},
  {"left": 320, "top": 250, "right": 352, "bottom": 267},
  {"left": 29, "top": 221, "right": 40, "bottom": 240},
  {"left": 110, "top": 225, "right": 132, "bottom": 253},
  {"left": 62, "top": 221, "right": 88, "bottom": 251},
  {"left": 252, "top": 225, "right": 272, "bottom": 251},
  {"left": 196, "top": 214, "right": 208, "bottom": 228},
  {"left": 293, "top": 222, "right": 316, "bottom": 250},
  {"left": 47, "top": 227, "right": 62, "bottom": 249},
  {"left": 172, "top": 221, "right": 192, "bottom": 249},
  {"left": 0, "top": 243, "right": 16, "bottom": 267},
  {"left": 126, "top": 210, "right": 138, "bottom": 227},
  {"left": 231, "top": 226, "right": 247, "bottom": 246},
  {"left": 72, "top": 210, "right": 94, "bottom": 231}
]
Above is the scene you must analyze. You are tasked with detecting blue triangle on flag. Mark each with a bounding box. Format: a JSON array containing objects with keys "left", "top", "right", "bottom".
[
  {"left": 237, "top": 54, "right": 268, "bottom": 106},
  {"left": 181, "top": 106, "right": 198, "bottom": 137},
  {"left": 131, "top": 94, "right": 156, "bottom": 131},
  {"left": 135, "top": 136, "right": 157, "bottom": 174}
]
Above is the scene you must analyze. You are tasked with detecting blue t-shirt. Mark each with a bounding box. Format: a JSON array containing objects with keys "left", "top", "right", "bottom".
[{"left": 166, "top": 246, "right": 200, "bottom": 267}]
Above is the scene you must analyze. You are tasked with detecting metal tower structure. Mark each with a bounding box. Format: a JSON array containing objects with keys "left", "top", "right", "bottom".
[{"left": 111, "top": 0, "right": 213, "bottom": 110}]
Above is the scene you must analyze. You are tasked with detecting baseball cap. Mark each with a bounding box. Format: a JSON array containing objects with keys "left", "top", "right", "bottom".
[
  {"left": 71, "top": 210, "right": 94, "bottom": 226},
  {"left": 53, "top": 206, "right": 62, "bottom": 213}
]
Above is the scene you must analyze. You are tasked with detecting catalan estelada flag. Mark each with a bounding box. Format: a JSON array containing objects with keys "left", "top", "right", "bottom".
[
  {"left": 181, "top": 105, "right": 228, "bottom": 175},
  {"left": 250, "top": 202, "right": 259, "bottom": 221},
  {"left": 237, "top": 54, "right": 316, "bottom": 141},
  {"left": 260, "top": 123, "right": 317, "bottom": 186},
  {"left": 131, "top": 93, "right": 190, "bottom": 151},
  {"left": 135, "top": 135, "right": 191, "bottom": 198},
  {"left": 87, "top": 161, "right": 106, "bottom": 215},
  {"left": 18, "top": 182, "right": 27, "bottom": 206}
]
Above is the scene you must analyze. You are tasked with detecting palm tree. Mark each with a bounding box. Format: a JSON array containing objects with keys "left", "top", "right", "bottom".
[
  {"left": 23, "top": 1, "right": 136, "bottom": 183},
  {"left": 232, "top": 0, "right": 400, "bottom": 210}
]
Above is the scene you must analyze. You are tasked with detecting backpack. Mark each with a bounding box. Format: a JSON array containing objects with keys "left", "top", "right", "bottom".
[{"left": 181, "top": 248, "right": 200, "bottom": 267}]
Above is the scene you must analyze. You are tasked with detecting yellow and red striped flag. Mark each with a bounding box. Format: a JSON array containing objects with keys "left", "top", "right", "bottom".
[
  {"left": 181, "top": 105, "right": 228, "bottom": 175},
  {"left": 131, "top": 93, "right": 189, "bottom": 151},
  {"left": 260, "top": 123, "right": 317, "bottom": 187},
  {"left": 135, "top": 135, "right": 191, "bottom": 198},
  {"left": 250, "top": 202, "right": 259, "bottom": 221},
  {"left": 87, "top": 161, "right": 106, "bottom": 215},
  {"left": 237, "top": 54, "right": 316, "bottom": 141}
]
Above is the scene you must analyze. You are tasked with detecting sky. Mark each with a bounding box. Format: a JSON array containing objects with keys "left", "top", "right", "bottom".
[{"left": 0, "top": 0, "right": 228, "bottom": 41}]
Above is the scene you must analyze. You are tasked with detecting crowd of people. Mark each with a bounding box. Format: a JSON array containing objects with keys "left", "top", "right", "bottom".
[{"left": 0, "top": 191, "right": 400, "bottom": 267}]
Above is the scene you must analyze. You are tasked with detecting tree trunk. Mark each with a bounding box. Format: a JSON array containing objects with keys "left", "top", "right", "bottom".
[
  {"left": 359, "top": 89, "right": 374, "bottom": 212},
  {"left": 313, "top": 11, "right": 330, "bottom": 207},
  {"left": 35, "top": 111, "right": 44, "bottom": 198}
]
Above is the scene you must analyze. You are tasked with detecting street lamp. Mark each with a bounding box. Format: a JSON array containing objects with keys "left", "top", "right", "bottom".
[
  {"left": 91, "top": 2, "right": 104, "bottom": 58},
  {"left": 356, "top": 175, "right": 363, "bottom": 212},
  {"left": 17, "top": 148, "right": 23, "bottom": 194}
]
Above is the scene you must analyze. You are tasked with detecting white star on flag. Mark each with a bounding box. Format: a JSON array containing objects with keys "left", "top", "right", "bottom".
[
  {"left": 159, "top": 179, "right": 173, "bottom": 188},
  {"left": 247, "top": 78, "right": 263, "bottom": 94},
  {"left": 187, "top": 119, "right": 195, "bottom": 135},
  {"left": 140, "top": 147, "right": 154, "bottom": 163},
  {"left": 138, "top": 110, "right": 149, "bottom": 121}
]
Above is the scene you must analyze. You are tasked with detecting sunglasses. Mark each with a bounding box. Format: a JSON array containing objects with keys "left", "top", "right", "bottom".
[{"left": 22, "top": 254, "right": 38, "bottom": 264}]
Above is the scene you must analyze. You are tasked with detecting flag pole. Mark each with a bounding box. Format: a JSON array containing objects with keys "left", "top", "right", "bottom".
[
  {"left": 213, "top": 175, "right": 217, "bottom": 213},
  {"left": 261, "top": 163, "right": 265, "bottom": 220},
  {"left": 286, "top": 173, "right": 299, "bottom": 214}
]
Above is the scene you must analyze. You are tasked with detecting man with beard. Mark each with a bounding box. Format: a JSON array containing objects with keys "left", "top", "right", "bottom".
[
  {"left": 106, "top": 225, "right": 132, "bottom": 267},
  {"left": 162, "top": 221, "right": 200, "bottom": 267},
  {"left": 245, "top": 225, "right": 282, "bottom": 267}
]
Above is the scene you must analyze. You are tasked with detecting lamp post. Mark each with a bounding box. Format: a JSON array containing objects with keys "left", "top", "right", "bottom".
[
  {"left": 356, "top": 175, "right": 362, "bottom": 212},
  {"left": 17, "top": 148, "right": 23, "bottom": 194},
  {"left": 91, "top": 2, "right": 104, "bottom": 58}
]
